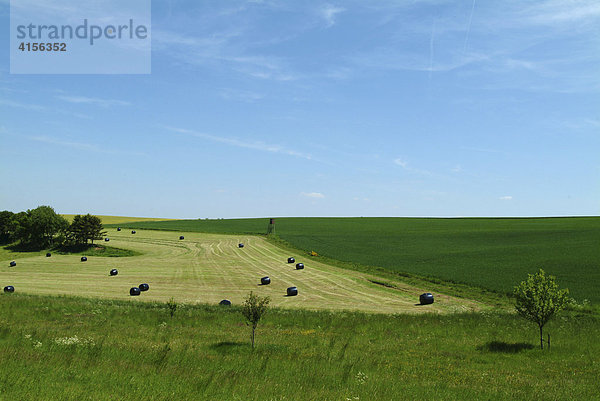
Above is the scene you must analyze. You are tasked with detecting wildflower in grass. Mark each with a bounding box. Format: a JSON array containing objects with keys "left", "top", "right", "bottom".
[
  {"left": 54, "top": 336, "right": 95, "bottom": 346},
  {"left": 355, "top": 371, "right": 368, "bottom": 385},
  {"left": 33, "top": 341, "right": 42, "bottom": 348},
  {"left": 55, "top": 336, "right": 81, "bottom": 345}
]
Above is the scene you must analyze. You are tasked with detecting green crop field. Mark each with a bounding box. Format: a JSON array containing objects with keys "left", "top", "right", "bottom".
[
  {"left": 0, "top": 229, "right": 482, "bottom": 314},
  {"left": 110, "top": 217, "right": 600, "bottom": 303},
  {"left": 0, "top": 293, "right": 598, "bottom": 400}
]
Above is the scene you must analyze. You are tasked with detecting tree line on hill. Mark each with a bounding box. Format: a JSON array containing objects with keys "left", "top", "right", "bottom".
[{"left": 0, "top": 206, "right": 106, "bottom": 249}]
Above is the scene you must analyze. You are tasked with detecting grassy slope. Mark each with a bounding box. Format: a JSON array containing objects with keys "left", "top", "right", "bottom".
[
  {"left": 110, "top": 217, "right": 600, "bottom": 303},
  {"left": 0, "top": 229, "right": 481, "bottom": 314},
  {"left": 0, "top": 293, "right": 598, "bottom": 400}
]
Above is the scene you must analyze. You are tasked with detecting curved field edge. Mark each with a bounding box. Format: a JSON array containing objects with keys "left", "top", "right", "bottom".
[
  {"left": 0, "top": 292, "right": 598, "bottom": 400},
  {"left": 0, "top": 229, "right": 489, "bottom": 314},
  {"left": 107, "top": 216, "right": 600, "bottom": 304},
  {"left": 0, "top": 244, "right": 140, "bottom": 262}
]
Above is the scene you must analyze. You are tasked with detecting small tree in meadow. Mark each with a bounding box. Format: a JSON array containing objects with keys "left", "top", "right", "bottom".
[
  {"left": 166, "top": 297, "right": 177, "bottom": 318},
  {"left": 242, "top": 291, "right": 270, "bottom": 349},
  {"left": 514, "top": 269, "right": 569, "bottom": 349}
]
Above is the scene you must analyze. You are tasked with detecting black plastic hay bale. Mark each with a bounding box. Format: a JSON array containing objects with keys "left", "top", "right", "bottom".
[
  {"left": 81, "top": 256, "right": 87, "bottom": 262},
  {"left": 261, "top": 276, "right": 271, "bottom": 285},
  {"left": 219, "top": 299, "right": 232, "bottom": 306},
  {"left": 130, "top": 287, "right": 141, "bottom": 296},
  {"left": 46, "top": 253, "right": 51, "bottom": 257},
  {"left": 296, "top": 263, "right": 304, "bottom": 270},
  {"left": 419, "top": 293, "right": 434, "bottom": 305},
  {"left": 287, "top": 257, "right": 295, "bottom": 264},
  {"left": 4, "top": 285, "right": 14, "bottom": 293},
  {"left": 139, "top": 283, "right": 149, "bottom": 291},
  {"left": 9, "top": 261, "right": 16, "bottom": 267},
  {"left": 109, "top": 269, "right": 118, "bottom": 276},
  {"left": 105, "top": 238, "right": 110, "bottom": 242},
  {"left": 238, "top": 243, "right": 244, "bottom": 248},
  {"left": 117, "top": 227, "right": 121, "bottom": 231},
  {"left": 179, "top": 236, "right": 184, "bottom": 240},
  {"left": 287, "top": 287, "right": 298, "bottom": 296},
  {"left": 131, "top": 230, "right": 136, "bottom": 234}
]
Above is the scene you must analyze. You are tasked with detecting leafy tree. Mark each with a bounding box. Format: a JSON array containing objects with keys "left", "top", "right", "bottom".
[
  {"left": 242, "top": 291, "right": 270, "bottom": 349},
  {"left": 514, "top": 269, "right": 569, "bottom": 349},
  {"left": 0, "top": 210, "right": 15, "bottom": 243},
  {"left": 11, "top": 206, "right": 68, "bottom": 249},
  {"left": 68, "top": 214, "right": 106, "bottom": 245}
]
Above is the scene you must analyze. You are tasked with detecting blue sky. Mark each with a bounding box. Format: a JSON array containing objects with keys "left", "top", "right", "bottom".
[{"left": 1, "top": 0, "right": 599, "bottom": 218}]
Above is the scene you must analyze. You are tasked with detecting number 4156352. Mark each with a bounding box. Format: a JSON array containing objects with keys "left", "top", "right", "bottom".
[{"left": 18, "top": 42, "right": 66, "bottom": 51}]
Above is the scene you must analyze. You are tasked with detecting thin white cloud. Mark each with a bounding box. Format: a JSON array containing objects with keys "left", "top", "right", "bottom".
[
  {"left": 319, "top": 4, "right": 345, "bottom": 27},
  {"left": 0, "top": 97, "right": 91, "bottom": 119},
  {"left": 524, "top": 1, "right": 600, "bottom": 25},
  {"left": 56, "top": 95, "right": 131, "bottom": 107},
  {"left": 22, "top": 134, "right": 144, "bottom": 156},
  {"left": 301, "top": 192, "right": 325, "bottom": 199},
  {"left": 219, "top": 88, "right": 265, "bottom": 102},
  {"left": 499, "top": 196, "right": 513, "bottom": 201},
  {"left": 393, "top": 158, "right": 434, "bottom": 176},
  {"left": 0, "top": 98, "right": 47, "bottom": 112},
  {"left": 394, "top": 158, "right": 408, "bottom": 168},
  {"left": 165, "top": 126, "right": 312, "bottom": 159},
  {"left": 28, "top": 135, "right": 98, "bottom": 151}
]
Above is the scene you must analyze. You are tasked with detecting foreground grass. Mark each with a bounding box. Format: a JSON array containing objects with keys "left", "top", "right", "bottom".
[
  {"left": 0, "top": 293, "right": 598, "bottom": 400},
  {"left": 112, "top": 217, "right": 600, "bottom": 303}
]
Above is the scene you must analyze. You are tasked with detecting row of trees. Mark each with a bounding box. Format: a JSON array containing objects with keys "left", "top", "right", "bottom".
[{"left": 0, "top": 206, "right": 106, "bottom": 249}]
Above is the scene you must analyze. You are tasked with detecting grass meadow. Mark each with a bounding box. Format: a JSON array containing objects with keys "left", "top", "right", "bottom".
[
  {"left": 111, "top": 217, "right": 600, "bottom": 303},
  {"left": 0, "top": 293, "right": 598, "bottom": 400}
]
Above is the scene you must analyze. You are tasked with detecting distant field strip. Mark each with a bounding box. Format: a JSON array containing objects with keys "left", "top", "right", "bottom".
[
  {"left": 61, "top": 215, "right": 175, "bottom": 224},
  {"left": 0, "top": 230, "right": 482, "bottom": 314}
]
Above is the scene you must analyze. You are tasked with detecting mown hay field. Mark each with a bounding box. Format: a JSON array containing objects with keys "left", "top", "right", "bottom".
[{"left": 0, "top": 229, "right": 481, "bottom": 314}]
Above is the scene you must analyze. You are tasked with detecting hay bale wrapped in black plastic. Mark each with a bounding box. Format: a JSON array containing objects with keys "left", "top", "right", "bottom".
[
  {"left": 46, "top": 253, "right": 51, "bottom": 257},
  {"left": 9, "top": 261, "right": 16, "bottom": 267},
  {"left": 287, "top": 257, "right": 295, "bottom": 264},
  {"left": 105, "top": 238, "right": 110, "bottom": 242},
  {"left": 4, "top": 285, "right": 15, "bottom": 293},
  {"left": 296, "top": 263, "right": 304, "bottom": 270},
  {"left": 238, "top": 243, "right": 244, "bottom": 248},
  {"left": 117, "top": 227, "right": 121, "bottom": 231},
  {"left": 261, "top": 276, "right": 271, "bottom": 285},
  {"left": 179, "top": 236, "right": 184, "bottom": 240},
  {"left": 131, "top": 230, "right": 136, "bottom": 234},
  {"left": 139, "top": 283, "right": 149, "bottom": 291},
  {"left": 130, "top": 287, "right": 141, "bottom": 296},
  {"left": 219, "top": 299, "right": 232, "bottom": 306},
  {"left": 81, "top": 256, "right": 87, "bottom": 262},
  {"left": 109, "top": 269, "right": 118, "bottom": 276},
  {"left": 419, "top": 293, "right": 434, "bottom": 305},
  {"left": 286, "top": 287, "right": 298, "bottom": 296}
]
